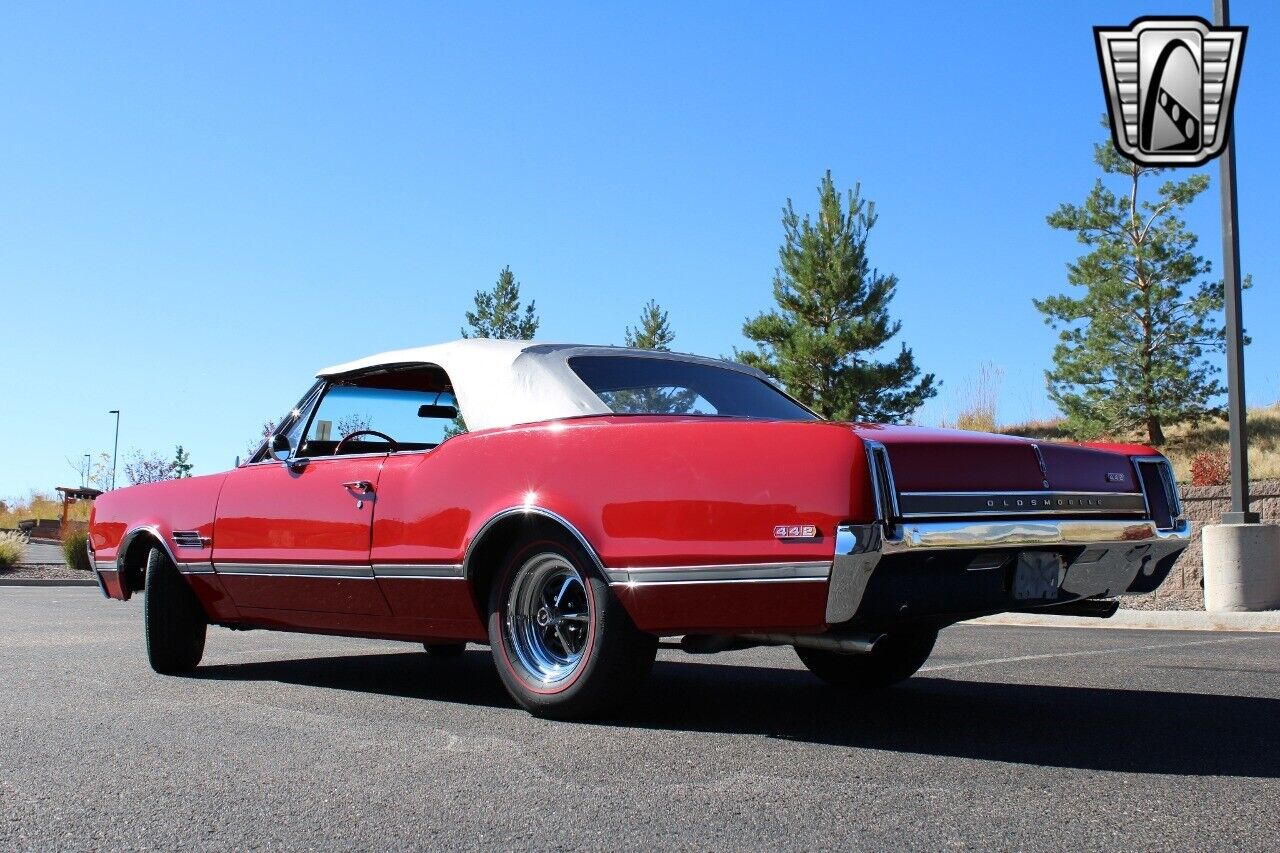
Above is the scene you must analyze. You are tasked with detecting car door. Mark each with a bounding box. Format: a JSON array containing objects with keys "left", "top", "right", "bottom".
[
  {"left": 212, "top": 382, "right": 394, "bottom": 616},
  {"left": 213, "top": 454, "right": 390, "bottom": 615}
]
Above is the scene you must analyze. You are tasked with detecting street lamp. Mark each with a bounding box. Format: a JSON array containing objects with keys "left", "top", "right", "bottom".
[
  {"left": 1202, "top": 0, "right": 1280, "bottom": 614},
  {"left": 83, "top": 453, "right": 90, "bottom": 488},
  {"left": 108, "top": 410, "right": 120, "bottom": 491},
  {"left": 1214, "top": 0, "right": 1257, "bottom": 525}
]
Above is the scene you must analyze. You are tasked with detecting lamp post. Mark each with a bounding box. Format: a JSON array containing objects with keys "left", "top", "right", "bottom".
[
  {"left": 1202, "top": 0, "right": 1279, "bottom": 613},
  {"left": 1214, "top": 0, "right": 1257, "bottom": 525},
  {"left": 108, "top": 410, "right": 120, "bottom": 491},
  {"left": 83, "top": 453, "right": 90, "bottom": 488}
]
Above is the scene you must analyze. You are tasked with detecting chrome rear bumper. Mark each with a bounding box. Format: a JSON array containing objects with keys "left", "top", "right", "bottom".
[
  {"left": 825, "top": 518, "right": 1191, "bottom": 624},
  {"left": 885, "top": 517, "right": 1190, "bottom": 552}
]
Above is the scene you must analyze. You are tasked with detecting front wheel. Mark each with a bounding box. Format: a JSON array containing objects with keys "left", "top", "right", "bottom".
[
  {"left": 488, "top": 532, "right": 656, "bottom": 719},
  {"left": 143, "top": 546, "right": 207, "bottom": 674},
  {"left": 796, "top": 629, "right": 937, "bottom": 688}
]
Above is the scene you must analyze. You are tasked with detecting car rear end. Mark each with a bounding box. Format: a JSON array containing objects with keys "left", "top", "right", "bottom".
[{"left": 827, "top": 427, "right": 1190, "bottom": 632}]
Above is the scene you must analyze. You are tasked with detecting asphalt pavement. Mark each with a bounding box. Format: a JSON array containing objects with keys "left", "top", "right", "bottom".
[
  {"left": 3, "top": 587, "right": 1279, "bottom": 851},
  {"left": 16, "top": 541, "right": 64, "bottom": 565}
]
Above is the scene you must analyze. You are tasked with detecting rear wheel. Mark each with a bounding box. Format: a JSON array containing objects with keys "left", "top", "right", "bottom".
[
  {"left": 488, "top": 532, "right": 656, "bottom": 719},
  {"left": 143, "top": 546, "right": 207, "bottom": 674},
  {"left": 796, "top": 629, "right": 937, "bottom": 688}
]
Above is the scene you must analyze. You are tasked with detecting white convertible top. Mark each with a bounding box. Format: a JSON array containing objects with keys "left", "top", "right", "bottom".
[{"left": 317, "top": 339, "right": 771, "bottom": 432}]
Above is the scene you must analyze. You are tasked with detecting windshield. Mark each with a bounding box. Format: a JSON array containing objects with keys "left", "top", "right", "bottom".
[{"left": 568, "top": 355, "right": 818, "bottom": 421}]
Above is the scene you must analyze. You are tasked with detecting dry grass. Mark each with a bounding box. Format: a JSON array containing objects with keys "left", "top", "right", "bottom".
[
  {"left": 0, "top": 492, "right": 93, "bottom": 530},
  {"left": 1002, "top": 403, "right": 1280, "bottom": 483},
  {"left": 0, "top": 530, "right": 26, "bottom": 568},
  {"left": 940, "top": 362, "right": 1003, "bottom": 433}
]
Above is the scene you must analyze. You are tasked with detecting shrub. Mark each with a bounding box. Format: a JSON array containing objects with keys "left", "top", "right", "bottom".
[
  {"left": 1190, "top": 448, "right": 1231, "bottom": 486},
  {"left": 0, "top": 530, "right": 27, "bottom": 569},
  {"left": 63, "top": 530, "right": 92, "bottom": 572}
]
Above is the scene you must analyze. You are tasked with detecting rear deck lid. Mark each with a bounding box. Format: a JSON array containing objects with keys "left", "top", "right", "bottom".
[{"left": 852, "top": 425, "right": 1147, "bottom": 520}]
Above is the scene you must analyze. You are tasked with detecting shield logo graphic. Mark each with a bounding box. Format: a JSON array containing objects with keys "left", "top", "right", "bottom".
[{"left": 1095, "top": 17, "right": 1246, "bottom": 167}]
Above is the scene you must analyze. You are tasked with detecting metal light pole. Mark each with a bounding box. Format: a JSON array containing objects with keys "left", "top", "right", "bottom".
[
  {"left": 1214, "top": 0, "right": 1258, "bottom": 524},
  {"left": 83, "top": 453, "right": 90, "bottom": 488},
  {"left": 108, "top": 410, "right": 120, "bottom": 491}
]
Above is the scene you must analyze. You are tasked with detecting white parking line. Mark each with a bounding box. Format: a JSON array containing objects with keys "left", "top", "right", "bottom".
[{"left": 921, "top": 635, "right": 1259, "bottom": 674}]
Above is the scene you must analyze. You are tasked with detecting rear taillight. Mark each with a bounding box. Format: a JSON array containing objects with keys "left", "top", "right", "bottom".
[
  {"left": 864, "top": 440, "right": 900, "bottom": 522},
  {"left": 1134, "top": 457, "right": 1181, "bottom": 530}
]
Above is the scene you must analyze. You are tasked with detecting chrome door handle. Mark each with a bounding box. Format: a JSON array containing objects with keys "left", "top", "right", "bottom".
[{"left": 341, "top": 480, "right": 373, "bottom": 493}]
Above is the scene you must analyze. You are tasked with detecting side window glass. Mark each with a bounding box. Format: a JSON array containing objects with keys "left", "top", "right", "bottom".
[
  {"left": 248, "top": 382, "right": 321, "bottom": 463},
  {"left": 300, "top": 386, "right": 462, "bottom": 457}
]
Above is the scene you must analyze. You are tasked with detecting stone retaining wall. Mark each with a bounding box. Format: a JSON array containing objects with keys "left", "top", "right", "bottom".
[{"left": 1155, "top": 479, "right": 1280, "bottom": 600}]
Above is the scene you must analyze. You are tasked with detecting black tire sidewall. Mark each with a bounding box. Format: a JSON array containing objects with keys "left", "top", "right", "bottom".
[
  {"left": 487, "top": 534, "right": 653, "bottom": 718},
  {"left": 143, "top": 546, "right": 207, "bottom": 673}
]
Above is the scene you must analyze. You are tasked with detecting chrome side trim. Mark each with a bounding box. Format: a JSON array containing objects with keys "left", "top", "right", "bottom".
[
  {"left": 93, "top": 560, "right": 116, "bottom": 572},
  {"left": 882, "top": 518, "right": 1191, "bottom": 553},
  {"left": 462, "top": 505, "right": 607, "bottom": 580},
  {"left": 606, "top": 561, "right": 831, "bottom": 585},
  {"left": 177, "top": 564, "right": 215, "bottom": 575},
  {"left": 613, "top": 577, "right": 825, "bottom": 588},
  {"left": 372, "top": 563, "right": 465, "bottom": 579},
  {"left": 213, "top": 563, "right": 374, "bottom": 579}
]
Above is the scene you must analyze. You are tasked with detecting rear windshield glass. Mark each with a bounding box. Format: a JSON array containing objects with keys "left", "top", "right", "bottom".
[{"left": 568, "top": 355, "right": 818, "bottom": 421}]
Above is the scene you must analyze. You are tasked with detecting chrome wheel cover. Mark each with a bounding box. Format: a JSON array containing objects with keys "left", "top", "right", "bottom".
[{"left": 504, "top": 552, "right": 592, "bottom": 685}]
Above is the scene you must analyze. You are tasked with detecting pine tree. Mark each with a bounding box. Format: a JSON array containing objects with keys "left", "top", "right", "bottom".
[
  {"left": 461, "top": 265, "right": 539, "bottom": 339},
  {"left": 172, "top": 445, "right": 193, "bottom": 478},
  {"left": 1036, "top": 126, "right": 1238, "bottom": 444},
  {"left": 448, "top": 266, "right": 540, "bottom": 438},
  {"left": 737, "top": 171, "right": 936, "bottom": 422},
  {"left": 625, "top": 300, "right": 676, "bottom": 351},
  {"left": 613, "top": 300, "right": 696, "bottom": 414}
]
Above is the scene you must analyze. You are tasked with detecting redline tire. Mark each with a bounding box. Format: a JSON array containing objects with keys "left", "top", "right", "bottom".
[
  {"left": 488, "top": 532, "right": 656, "bottom": 719},
  {"left": 796, "top": 629, "right": 937, "bottom": 688},
  {"left": 143, "top": 546, "right": 207, "bottom": 674}
]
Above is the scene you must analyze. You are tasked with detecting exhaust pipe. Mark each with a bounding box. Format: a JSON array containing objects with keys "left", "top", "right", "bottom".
[
  {"left": 680, "top": 632, "right": 884, "bottom": 655},
  {"left": 1029, "top": 598, "right": 1120, "bottom": 619},
  {"left": 742, "top": 632, "right": 884, "bottom": 655}
]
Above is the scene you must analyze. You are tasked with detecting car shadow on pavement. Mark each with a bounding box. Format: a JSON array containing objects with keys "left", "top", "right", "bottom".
[
  {"left": 195, "top": 649, "right": 515, "bottom": 708},
  {"left": 194, "top": 650, "right": 1280, "bottom": 779},
  {"left": 630, "top": 659, "right": 1280, "bottom": 779}
]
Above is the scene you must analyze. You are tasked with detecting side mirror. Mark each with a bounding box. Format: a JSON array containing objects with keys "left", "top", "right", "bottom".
[{"left": 270, "top": 433, "right": 292, "bottom": 462}]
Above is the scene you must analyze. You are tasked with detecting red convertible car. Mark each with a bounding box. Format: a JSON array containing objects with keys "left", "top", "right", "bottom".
[{"left": 90, "top": 340, "right": 1189, "bottom": 718}]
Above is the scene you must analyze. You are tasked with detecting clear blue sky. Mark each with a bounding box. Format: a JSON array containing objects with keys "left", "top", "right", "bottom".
[{"left": 2, "top": 1, "right": 1276, "bottom": 498}]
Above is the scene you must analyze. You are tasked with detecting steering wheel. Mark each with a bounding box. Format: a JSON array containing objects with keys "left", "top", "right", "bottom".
[{"left": 332, "top": 429, "right": 399, "bottom": 455}]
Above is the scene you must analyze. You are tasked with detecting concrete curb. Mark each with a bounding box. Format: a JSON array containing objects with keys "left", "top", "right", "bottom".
[
  {"left": 0, "top": 579, "right": 99, "bottom": 587},
  {"left": 970, "top": 609, "right": 1280, "bottom": 632}
]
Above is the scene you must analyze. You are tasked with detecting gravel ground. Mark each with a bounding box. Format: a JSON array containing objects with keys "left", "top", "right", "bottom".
[
  {"left": 0, "top": 564, "right": 93, "bottom": 581},
  {"left": 2, "top": 587, "right": 1278, "bottom": 851}
]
